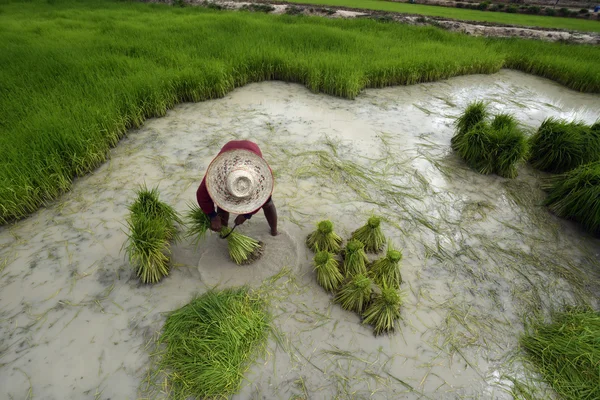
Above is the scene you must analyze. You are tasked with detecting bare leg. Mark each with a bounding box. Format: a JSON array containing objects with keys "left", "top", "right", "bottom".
[
  {"left": 217, "top": 207, "right": 230, "bottom": 228},
  {"left": 263, "top": 199, "right": 278, "bottom": 236}
]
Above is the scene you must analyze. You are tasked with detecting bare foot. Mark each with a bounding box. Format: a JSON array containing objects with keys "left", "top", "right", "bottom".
[{"left": 270, "top": 229, "right": 278, "bottom": 236}]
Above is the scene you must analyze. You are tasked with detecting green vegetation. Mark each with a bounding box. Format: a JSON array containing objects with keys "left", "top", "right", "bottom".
[
  {"left": 313, "top": 250, "right": 344, "bottom": 292},
  {"left": 184, "top": 203, "right": 211, "bottom": 246},
  {"left": 520, "top": 308, "right": 600, "bottom": 400},
  {"left": 453, "top": 103, "right": 528, "bottom": 178},
  {"left": 529, "top": 118, "right": 600, "bottom": 173},
  {"left": 124, "top": 185, "right": 181, "bottom": 284},
  {"left": 543, "top": 161, "right": 600, "bottom": 235},
  {"left": 341, "top": 239, "right": 369, "bottom": 276},
  {"left": 334, "top": 273, "right": 373, "bottom": 313},
  {"left": 280, "top": 0, "right": 600, "bottom": 32},
  {"left": 220, "top": 227, "right": 262, "bottom": 265},
  {"left": 2, "top": 0, "right": 600, "bottom": 224},
  {"left": 351, "top": 216, "right": 386, "bottom": 253},
  {"left": 362, "top": 284, "right": 402, "bottom": 335},
  {"left": 306, "top": 220, "right": 343, "bottom": 253},
  {"left": 369, "top": 244, "right": 403, "bottom": 289},
  {"left": 154, "top": 287, "right": 270, "bottom": 399}
]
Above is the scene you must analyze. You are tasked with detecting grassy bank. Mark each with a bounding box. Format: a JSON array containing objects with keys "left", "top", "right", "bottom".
[
  {"left": 1, "top": 0, "right": 600, "bottom": 224},
  {"left": 280, "top": 0, "right": 600, "bottom": 32}
]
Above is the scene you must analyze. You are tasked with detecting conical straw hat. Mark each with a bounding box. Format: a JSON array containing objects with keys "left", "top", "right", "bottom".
[{"left": 205, "top": 149, "right": 274, "bottom": 215}]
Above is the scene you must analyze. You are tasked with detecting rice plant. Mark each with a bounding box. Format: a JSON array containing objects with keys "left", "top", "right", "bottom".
[
  {"left": 184, "top": 203, "right": 211, "bottom": 246},
  {"left": 313, "top": 250, "right": 344, "bottom": 292},
  {"left": 369, "top": 243, "right": 403, "bottom": 289},
  {"left": 451, "top": 101, "right": 488, "bottom": 150},
  {"left": 334, "top": 273, "right": 373, "bottom": 313},
  {"left": 491, "top": 125, "right": 530, "bottom": 178},
  {"left": 543, "top": 161, "right": 600, "bottom": 235},
  {"left": 128, "top": 184, "right": 182, "bottom": 241},
  {"left": 528, "top": 118, "right": 592, "bottom": 173},
  {"left": 520, "top": 308, "right": 600, "bottom": 400},
  {"left": 362, "top": 284, "right": 402, "bottom": 336},
  {"left": 220, "top": 227, "right": 263, "bottom": 265},
  {"left": 453, "top": 121, "right": 496, "bottom": 175},
  {"left": 156, "top": 287, "right": 270, "bottom": 399},
  {"left": 351, "top": 216, "right": 386, "bottom": 253},
  {"left": 341, "top": 239, "right": 369, "bottom": 277},
  {"left": 306, "top": 220, "right": 343, "bottom": 253}
]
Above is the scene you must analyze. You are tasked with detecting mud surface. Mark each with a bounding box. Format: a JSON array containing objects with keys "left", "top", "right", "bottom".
[{"left": 1, "top": 70, "right": 600, "bottom": 399}]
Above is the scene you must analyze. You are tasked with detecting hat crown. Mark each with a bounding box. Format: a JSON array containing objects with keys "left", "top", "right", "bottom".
[{"left": 226, "top": 169, "right": 255, "bottom": 199}]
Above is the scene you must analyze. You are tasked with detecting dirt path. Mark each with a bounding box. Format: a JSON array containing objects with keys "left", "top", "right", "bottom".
[{"left": 175, "top": 0, "right": 600, "bottom": 44}]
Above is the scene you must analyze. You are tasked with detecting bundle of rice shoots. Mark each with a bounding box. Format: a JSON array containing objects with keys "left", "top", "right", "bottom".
[
  {"left": 351, "top": 216, "right": 386, "bottom": 253},
  {"left": 341, "top": 239, "right": 369, "bottom": 276},
  {"left": 520, "top": 308, "right": 600, "bottom": 400},
  {"left": 306, "top": 220, "right": 342, "bottom": 253},
  {"left": 529, "top": 118, "right": 591, "bottom": 173},
  {"left": 184, "top": 203, "right": 211, "bottom": 246},
  {"left": 128, "top": 184, "right": 181, "bottom": 241},
  {"left": 362, "top": 284, "right": 402, "bottom": 336},
  {"left": 124, "top": 214, "right": 171, "bottom": 284},
  {"left": 490, "top": 113, "right": 519, "bottom": 131},
  {"left": 370, "top": 244, "right": 403, "bottom": 289},
  {"left": 451, "top": 100, "right": 488, "bottom": 150},
  {"left": 543, "top": 161, "right": 600, "bottom": 235},
  {"left": 453, "top": 121, "right": 495, "bottom": 175},
  {"left": 491, "top": 125, "right": 529, "bottom": 179},
  {"left": 313, "top": 250, "right": 343, "bottom": 292},
  {"left": 155, "top": 287, "right": 270, "bottom": 399},
  {"left": 220, "top": 227, "right": 263, "bottom": 265},
  {"left": 334, "top": 273, "right": 373, "bottom": 313}
]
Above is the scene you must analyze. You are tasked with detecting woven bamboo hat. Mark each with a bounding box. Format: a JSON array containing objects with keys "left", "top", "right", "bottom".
[{"left": 205, "top": 149, "right": 274, "bottom": 214}]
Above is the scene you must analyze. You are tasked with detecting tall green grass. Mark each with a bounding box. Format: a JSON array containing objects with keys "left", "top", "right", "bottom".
[{"left": 1, "top": 0, "right": 600, "bottom": 223}]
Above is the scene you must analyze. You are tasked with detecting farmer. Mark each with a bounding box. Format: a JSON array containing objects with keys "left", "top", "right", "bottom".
[{"left": 196, "top": 140, "right": 278, "bottom": 236}]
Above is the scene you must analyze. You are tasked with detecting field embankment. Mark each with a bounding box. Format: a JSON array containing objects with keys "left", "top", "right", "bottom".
[{"left": 1, "top": 0, "right": 599, "bottom": 224}]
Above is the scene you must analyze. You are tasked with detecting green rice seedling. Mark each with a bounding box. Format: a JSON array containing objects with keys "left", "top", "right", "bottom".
[
  {"left": 129, "top": 184, "right": 182, "bottom": 241},
  {"left": 184, "top": 203, "right": 211, "bottom": 246},
  {"left": 369, "top": 243, "right": 403, "bottom": 289},
  {"left": 543, "top": 161, "right": 600, "bottom": 235},
  {"left": 453, "top": 121, "right": 495, "bottom": 175},
  {"left": 124, "top": 214, "right": 171, "bottom": 284},
  {"left": 341, "top": 239, "right": 369, "bottom": 277},
  {"left": 220, "top": 227, "right": 263, "bottom": 265},
  {"left": 491, "top": 125, "right": 529, "bottom": 178},
  {"left": 362, "top": 284, "right": 402, "bottom": 335},
  {"left": 306, "top": 220, "right": 342, "bottom": 253},
  {"left": 490, "top": 113, "right": 519, "bottom": 131},
  {"left": 520, "top": 308, "right": 600, "bottom": 400},
  {"left": 334, "top": 273, "right": 373, "bottom": 313},
  {"left": 313, "top": 250, "right": 344, "bottom": 292},
  {"left": 156, "top": 287, "right": 269, "bottom": 399},
  {"left": 528, "top": 118, "right": 590, "bottom": 173},
  {"left": 451, "top": 101, "right": 488, "bottom": 151},
  {"left": 351, "top": 216, "right": 386, "bottom": 253}
]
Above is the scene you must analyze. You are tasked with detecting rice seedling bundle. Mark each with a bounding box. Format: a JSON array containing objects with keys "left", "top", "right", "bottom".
[
  {"left": 491, "top": 124, "right": 529, "bottom": 178},
  {"left": 306, "top": 220, "right": 342, "bottom": 253},
  {"left": 451, "top": 101, "right": 488, "bottom": 151},
  {"left": 334, "top": 273, "right": 373, "bottom": 313},
  {"left": 341, "top": 239, "right": 369, "bottom": 276},
  {"left": 351, "top": 216, "right": 386, "bottom": 253},
  {"left": 520, "top": 308, "right": 600, "bottom": 400},
  {"left": 362, "top": 285, "right": 402, "bottom": 335},
  {"left": 313, "top": 250, "right": 344, "bottom": 292},
  {"left": 220, "top": 227, "right": 263, "bottom": 265},
  {"left": 543, "top": 161, "right": 600, "bottom": 235},
  {"left": 124, "top": 185, "right": 181, "bottom": 283},
  {"left": 369, "top": 244, "right": 403, "bottom": 289},
  {"left": 453, "top": 121, "right": 496, "bottom": 175},
  {"left": 528, "top": 118, "right": 597, "bottom": 173},
  {"left": 184, "top": 203, "right": 211, "bottom": 245},
  {"left": 156, "top": 287, "right": 270, "bottom": 399}
]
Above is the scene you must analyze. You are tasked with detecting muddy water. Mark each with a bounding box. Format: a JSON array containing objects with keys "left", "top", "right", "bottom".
[{"left": 1, "top": 70, "right": 599, "bottom": 400}]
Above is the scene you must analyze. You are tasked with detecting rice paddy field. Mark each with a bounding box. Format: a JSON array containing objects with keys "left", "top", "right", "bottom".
[{"left": 1, "top": 68, "right": 599, "bottom": 399}]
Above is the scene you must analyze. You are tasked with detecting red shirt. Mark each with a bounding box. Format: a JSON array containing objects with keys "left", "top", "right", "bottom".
[{"left": 196, "top": 140, "right": 267, "bottom": 216}]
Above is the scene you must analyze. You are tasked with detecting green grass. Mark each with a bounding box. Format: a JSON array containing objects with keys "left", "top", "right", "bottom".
[
  {"left": 520, "top": 308, "right": 600, "bottom": 400},
  {"left": 1, "top": 0, "right": 600, "bottom": 224},
  {"left": 155, "top": 287, "right": 270, "bottom": 399},
  {"left": 281, "top": 0, "right": 600, "bottom": 32}
]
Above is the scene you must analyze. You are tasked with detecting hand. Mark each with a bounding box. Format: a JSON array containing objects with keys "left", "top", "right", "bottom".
[
  {"left": 234, "top": 215, "right": 248, "bottom": 226},
  {"left": 210, "top": 216, "right": 222, "bottom": 232}
]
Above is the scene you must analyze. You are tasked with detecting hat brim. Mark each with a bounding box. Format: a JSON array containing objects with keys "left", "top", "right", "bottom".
[{"left": 205, "top": 149, "right": 274, "bottom": 215}]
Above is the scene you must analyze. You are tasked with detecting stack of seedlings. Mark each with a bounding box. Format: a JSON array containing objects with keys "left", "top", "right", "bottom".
[
  {"left": 452, "top": 101, "right": 529, "bottom": 178},
  {"left": 153, "top": 287, "right": 270, "bottom": 399},
  {"left": 520, "top": 308, "right": 600, "bottom": 400},
  {"left": 308, "top": 217, "right": 404, "bottom": 336},
  {"left": 185, "top": 203, "right": 264, "bottom": 265},
  {"left": 529, "top": 117, "right": 600, "bottom": 173},
  {"left": 124, "top": 185, "right": 181, "bottom": 284}
]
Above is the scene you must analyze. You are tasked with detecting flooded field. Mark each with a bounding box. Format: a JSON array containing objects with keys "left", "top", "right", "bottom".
[{"left": 1, "top": 69, "right": 599, "bottom": 400}]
